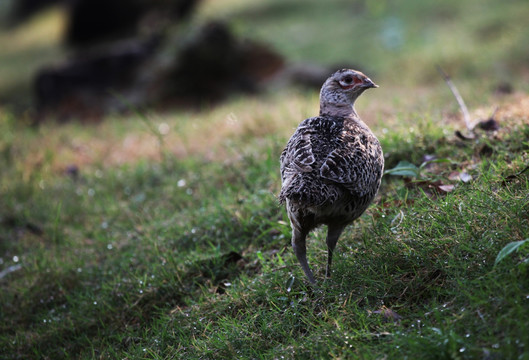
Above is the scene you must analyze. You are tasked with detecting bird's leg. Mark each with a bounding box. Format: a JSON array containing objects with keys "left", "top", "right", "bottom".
[
  {"left": 325, "top": 224, "right": 346, "bottom": 279},
  {"left": 291, "top": 228, "right": 316, "bottom": 284}
]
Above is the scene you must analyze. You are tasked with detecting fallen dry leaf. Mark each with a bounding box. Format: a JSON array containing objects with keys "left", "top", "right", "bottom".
[
  {"left": 445, "top": 171, "right": 472, "bottom": 183},
  {"left": 437, "top": 184, "right": 455, "bottom": 192},
  {"left": 370, "top": 306, "right": 403, "bottom": 323},
  {"left": 459, "top": 172, "right": 472, "bottom": 183},
  {"left": 502, "top": 164, "right": 529, "bottom": 186},
  {"left": 405, "top": 179, "right": 456, "bottom": 196}
]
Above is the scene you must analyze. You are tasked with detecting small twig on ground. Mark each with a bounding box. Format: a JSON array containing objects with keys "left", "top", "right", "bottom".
[
  {"left": 437, "top": 65, "right": 473, "bottom": 132},
  {"left": 502, "top": 164, "right": 529, "bottom": 185}
]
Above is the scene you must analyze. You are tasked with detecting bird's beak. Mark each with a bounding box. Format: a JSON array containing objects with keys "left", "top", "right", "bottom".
[{"left": 362, "top": 78, "right": 378, "bottom": 89}]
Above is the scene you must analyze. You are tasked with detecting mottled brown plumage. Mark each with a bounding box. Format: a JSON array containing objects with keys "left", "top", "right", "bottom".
[{"left": 279, "top": 69, "right": 384, "bottom": 283}]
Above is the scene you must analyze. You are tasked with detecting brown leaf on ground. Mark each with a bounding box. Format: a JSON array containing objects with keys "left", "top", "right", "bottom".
[
  {"left": 502, "top": 165, "right": 529, "bottom": 186},
  {"left": 370, "top": 306, "right": 402, "bottom": 323},
  {"left": 437, "top": 184, "right": 455, "bottom": 192},
  {"left": 405, "top": 179, "right": 456, "bottom": 197},
  {"left": 448, "top": 171, "right": 472, "bottom": 183},
  {"left": 459, "top": 172, "right": 472, "bottom": 183}
]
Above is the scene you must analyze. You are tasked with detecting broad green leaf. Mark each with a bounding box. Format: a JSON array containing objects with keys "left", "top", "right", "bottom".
[
  {"left": 384, "top": 161, "right": 419, "bottom": 177},
  {"left": 494, "top": 239, "right": 529, "bottom": 265}
]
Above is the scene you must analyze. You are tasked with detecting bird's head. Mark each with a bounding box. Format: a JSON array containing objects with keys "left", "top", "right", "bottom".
[{"left": 319, "top": 69, "right": 377, "bottom": 117}]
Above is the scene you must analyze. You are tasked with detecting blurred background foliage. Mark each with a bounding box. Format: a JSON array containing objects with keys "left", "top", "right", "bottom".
[{"left": 0, "top": 0, "right": 527, "bottom": 119}]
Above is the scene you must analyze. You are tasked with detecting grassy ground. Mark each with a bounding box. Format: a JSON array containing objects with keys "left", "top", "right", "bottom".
[
  {"left": 2, "top": 0, "right": 529, "bottom": 359},
  {"left": 2, "top": 92, "right": 529, "bottom": 359}
]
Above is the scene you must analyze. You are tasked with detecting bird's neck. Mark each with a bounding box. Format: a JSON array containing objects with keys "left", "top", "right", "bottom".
[{"left": 319, "top": 102, "right": 358, "bottom": 119}]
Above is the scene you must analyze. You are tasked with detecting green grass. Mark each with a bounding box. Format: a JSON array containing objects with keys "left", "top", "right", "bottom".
[
  {"left": 1, "top": 0, "right": 529, "bottom": 359},
  {"left": 1, "top": 95, "right": 529, "bottom": 358}
]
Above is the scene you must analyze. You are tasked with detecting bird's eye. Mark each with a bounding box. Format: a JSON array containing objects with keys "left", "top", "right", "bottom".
[{"left": 344, "top": 76, "right": 353, "bottom": 84}]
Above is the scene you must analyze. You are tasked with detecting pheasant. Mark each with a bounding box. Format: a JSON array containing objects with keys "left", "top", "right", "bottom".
[{"left": 279, "top": 69, "right": 384, "bottom": 284}]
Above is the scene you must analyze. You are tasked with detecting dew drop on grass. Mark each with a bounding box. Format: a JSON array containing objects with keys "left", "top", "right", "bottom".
[
  {"left": 93, "top": 301, "right": 97, "bottom": 305},
  {"left": 459, "top": 347, "right": 466, "bottom": 353},
  {"left": 107, "top": 244, "right": 113, "bottom": 250},
  {"left": 12, "top": 256, "right": 19, "bottom": 263},
  {"left": 77, "top": 268, "right": 82, "bottom": 273},
  {"left": 177, "top": 179, "right": 186, "bottom": 187},
  {"left": 101, "top": 221, "right": 108, "bottom": 229}
]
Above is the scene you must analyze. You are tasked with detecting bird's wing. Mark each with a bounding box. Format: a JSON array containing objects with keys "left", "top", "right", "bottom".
[
  {"left": 280, "top": 120, "right": 318, "bottom": 178},
  {"left": 279, "top": 119, "right": 324, "bottom": 204},
  {"left": 320, "top": 132, "right": 382, "bottom": 196}
]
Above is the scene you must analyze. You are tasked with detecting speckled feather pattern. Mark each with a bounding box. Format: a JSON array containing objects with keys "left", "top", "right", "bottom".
[{"left": 279, "top": 115, "right": 383, "bottom": 225}]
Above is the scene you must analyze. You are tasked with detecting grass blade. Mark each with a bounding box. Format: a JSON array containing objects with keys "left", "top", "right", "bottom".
[{"left": 494, "top": 239, "right": 529, "bottom": 266}]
